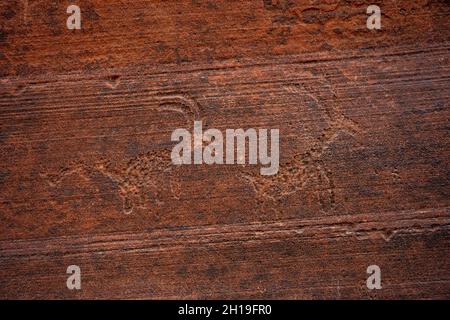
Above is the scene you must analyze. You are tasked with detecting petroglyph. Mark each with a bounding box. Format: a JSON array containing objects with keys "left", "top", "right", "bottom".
[
  {"left": 41, "top": 148, "right": 181, "bottom": 215},
  {"left": 39, "top": 94, "right": 201, "bottom": 214},
  {"left": 94, "top": 149, "right": 181, "bottom": 215},
  {"left": 242, "top": 76, "right": 364, "bottom": 212},
  {"left": 158, "top": 94, "right": 201, "bottom": 124}
]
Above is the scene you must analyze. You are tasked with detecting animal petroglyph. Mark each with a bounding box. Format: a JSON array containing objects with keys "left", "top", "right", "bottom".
[
  {"left": 40, "top": 94, "right": 202, "bottom": 214},
  {"left": 242, "top": 75, "right": 364, "bottom": 212},
  {"left": 41, "top": 149, "right": 181, "bottom": 215}
]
